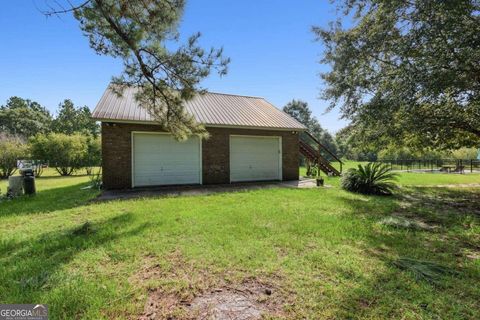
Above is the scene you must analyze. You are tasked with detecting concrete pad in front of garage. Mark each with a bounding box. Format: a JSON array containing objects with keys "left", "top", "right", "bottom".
[{"left": 95, "top": 179, "right": 321, "bottom": 202}]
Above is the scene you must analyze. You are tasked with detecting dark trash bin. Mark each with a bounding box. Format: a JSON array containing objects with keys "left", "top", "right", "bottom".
[{"left": 21, "top": 169, "right": 36, "bottom": 195}]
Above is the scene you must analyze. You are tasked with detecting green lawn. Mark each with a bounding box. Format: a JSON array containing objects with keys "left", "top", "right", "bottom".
[
  {"left": 0, "top": 166, "right": 479, "bottom": 319},
  {"left": 301, "top": 163, "right": 480, "bottom": 187}
]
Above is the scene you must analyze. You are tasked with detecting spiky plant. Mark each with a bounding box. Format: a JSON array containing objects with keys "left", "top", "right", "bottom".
[{"left": 341, "top": 162, "right": 398, "bottom": 195}]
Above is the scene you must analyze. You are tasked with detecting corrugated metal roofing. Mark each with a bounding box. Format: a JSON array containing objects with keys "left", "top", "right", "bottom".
[{"left": 92, "top": 86, "right": 306, "bottom": 130}]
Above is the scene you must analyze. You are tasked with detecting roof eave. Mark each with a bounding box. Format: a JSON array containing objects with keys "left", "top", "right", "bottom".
[{"left": 92, "top": 118, "right": 307, "bottom": 131}]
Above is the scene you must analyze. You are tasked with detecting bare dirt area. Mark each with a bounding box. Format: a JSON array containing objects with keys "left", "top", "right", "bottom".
[
  {"left": 188, "top": 290, "right": 263, "bottom": 320},
  {"left": 132, "top": 252, "right": 294, "bottom": 320}
]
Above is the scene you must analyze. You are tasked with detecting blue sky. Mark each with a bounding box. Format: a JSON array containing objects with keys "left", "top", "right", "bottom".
[{"left": 0, "top": 0, "right": 347, "bottom": 132}]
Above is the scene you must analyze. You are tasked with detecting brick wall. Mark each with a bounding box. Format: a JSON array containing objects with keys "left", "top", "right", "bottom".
[
  {"left": 101, "top": 122, "right": 300, "bottom": 189},
  {"left": 202, "top": 127, "right": 299, "bottom": 184}
]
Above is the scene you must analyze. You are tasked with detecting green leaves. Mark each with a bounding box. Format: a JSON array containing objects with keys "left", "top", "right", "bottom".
[
  {"left": 341, "top": 162, "right": 398, "bottom": 195},
  {"left": 73, "top": 0, "right": 230, "bottom": 140},
  {"left": 29, "top": 133, "right": 90, "bottom": 176},
  {"left": 0, "top": 97, "right": 52, "bottom": 138},
  {"left": 283, "top": 100, "right": 339, "bottom": 156},
  {"left": 0, "top": 97, "right": 99, "bottom": 140},
  {"left": 314, "top": 0, "right": 480, "bottom": 149},
  {"left": 52, "top": 100, "right": 99, "bottom": 137},
  {"left": 0, "top": 134, "right": 28, "bottom": 179}
]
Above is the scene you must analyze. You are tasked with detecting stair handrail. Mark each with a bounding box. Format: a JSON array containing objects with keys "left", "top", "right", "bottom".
[
  {"left": 300, "top": 140, "right": 331, "bottom": 167},
  {"left": 299, "top": 139, "right": 340, "bottom": 175},
  {"left": 300, "top": 131, "right": 343, "bottom": 174},
  {"left": 303, "top": 132, "right": 343, "bottom": 164}
]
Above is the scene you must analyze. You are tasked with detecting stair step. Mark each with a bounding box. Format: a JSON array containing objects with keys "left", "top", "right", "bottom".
[{"left": 299, "top": 139, "right": 341, "bottom": 176}]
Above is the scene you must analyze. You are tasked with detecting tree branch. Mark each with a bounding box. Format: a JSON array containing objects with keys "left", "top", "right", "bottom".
[{"left": 41, "top": 0, "right": 92, "bottom": 16}]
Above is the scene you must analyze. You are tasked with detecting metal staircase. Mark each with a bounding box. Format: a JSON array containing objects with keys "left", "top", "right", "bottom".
[{"left": 299, "top": 132, "right": 343, "bottom": 176}]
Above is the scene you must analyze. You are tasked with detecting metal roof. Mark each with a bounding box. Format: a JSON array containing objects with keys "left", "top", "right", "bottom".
[{"left": 92, "top": 86, "right": 306, "bottom": 130}]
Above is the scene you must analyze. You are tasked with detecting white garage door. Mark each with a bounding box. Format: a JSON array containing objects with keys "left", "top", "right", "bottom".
[
  {"left": 230, "top": 136, "right": 282, "bottom": 182},
  {"left": 132, "top": 133, "right": 201, "bottom": 187}
]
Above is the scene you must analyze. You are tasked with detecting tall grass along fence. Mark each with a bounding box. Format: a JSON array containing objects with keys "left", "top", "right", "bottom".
[{"left": 379, "top": 159, "right": 480, "bottom": 173}]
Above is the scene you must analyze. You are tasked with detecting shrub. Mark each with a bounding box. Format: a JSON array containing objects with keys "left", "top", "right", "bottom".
[
  {"left": 378, "top": 146, "right": 448, "bottom": 161},
  {"left": 30, "top": 133, "right": 88, "bottom": 176},
  {"left": 0, "top": 133, "right": 28, "bottom": 179},
  {"left": 451, "top": 147, "right": 478, "bottom": 160},
  {"left": 32, "top": 161, "right": 45, "bottom": 178},
  {"left": 341, "top": 162, "right": 398, "bottom": 195},
  {"left": 83, "top": 135, "right": 101, "bottom": 175},
  {"left": 305, "top": 159, "right": 320, "bottom": 177}
]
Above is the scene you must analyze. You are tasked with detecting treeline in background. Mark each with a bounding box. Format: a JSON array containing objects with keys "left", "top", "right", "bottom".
[{"left": 0, "top": 97, "right": 101, "bottom": 178}]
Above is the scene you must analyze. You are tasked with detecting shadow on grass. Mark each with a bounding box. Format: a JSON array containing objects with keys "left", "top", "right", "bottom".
[
  {"left": 0, "top": 181, "right": 99, "bottom": 217},
  {"left": 29, "top": 174, "right": 91, "bottom": 180},
  {"left": 327, "top": 188, "right": 480, "bottom": 318},
  {"left": 403, "top": 186, "right": 480, "bottom": 216},
  {"left": 0, "top": 173, "right": 92, "bottom": 181},
  {"left": 0, "top": 213, "right": 149, "bottom": 304}
]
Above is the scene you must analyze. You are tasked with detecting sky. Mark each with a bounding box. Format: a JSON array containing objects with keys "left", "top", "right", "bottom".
[{"left": 0, "top": 0, "right": 348, "bottom": 133}]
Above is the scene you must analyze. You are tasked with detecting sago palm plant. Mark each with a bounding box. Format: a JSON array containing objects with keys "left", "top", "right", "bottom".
[{"left": 341, "top": 162, "right": 398, "bottom": 195}]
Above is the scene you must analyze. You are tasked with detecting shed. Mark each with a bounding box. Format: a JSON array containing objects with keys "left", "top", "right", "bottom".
[{"left": 92, "top": 86, "right": 306, "bottom": 189}]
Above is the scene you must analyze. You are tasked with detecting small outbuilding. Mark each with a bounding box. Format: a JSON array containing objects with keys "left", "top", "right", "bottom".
[{"left": 92, "top": 86, "right": 306, "bottom": 189}]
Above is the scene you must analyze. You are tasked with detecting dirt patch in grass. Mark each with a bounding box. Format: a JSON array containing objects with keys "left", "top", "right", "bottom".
[
  {"left": 457, "top": 239, "right": 480, "bottom": 261},
  {"left": 465, "top": 252, "right": 480, "bottom": 260},
  {"left": 133, "top": 252, "right": 293, "bottom": 320},
  {"left": 188, "top": 289, "right": 263, "bottom": 320}
]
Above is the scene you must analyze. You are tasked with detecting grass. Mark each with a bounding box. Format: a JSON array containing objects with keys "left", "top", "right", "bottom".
[
  {"left": 301, "top": 164, "right": 480, "bottom": 187},
  {"left": 0, "top": 164, "right": 479, "bottom": 319},
  {"left": 0, "top": 169, "right": 94, "bottom": 216},
  {"left": 395, "top": 172, "right": 480, "bottom": 185}
]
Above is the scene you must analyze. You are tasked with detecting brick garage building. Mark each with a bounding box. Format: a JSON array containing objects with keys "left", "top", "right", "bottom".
[{"left": 92, "top": 86, "right": 306, "bottom": 189}]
